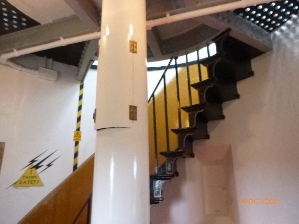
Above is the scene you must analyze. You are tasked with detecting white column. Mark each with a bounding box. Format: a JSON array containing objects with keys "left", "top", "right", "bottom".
[{"left": 91, "top": 0, "right": 149, "bottom": 223}]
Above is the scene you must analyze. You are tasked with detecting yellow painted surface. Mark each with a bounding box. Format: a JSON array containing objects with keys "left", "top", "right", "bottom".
[
  {"left": 149, "top": 63, "right": 208, "bottom": 173},
  {"left": 73, "top": 131, "right": 82, "bottom": 141},
  {"left": 19, "top": 154, "right": 94, "bottom": 224},
  {"left": 14, "top": 165, "right": 43, "bottom": 187}
]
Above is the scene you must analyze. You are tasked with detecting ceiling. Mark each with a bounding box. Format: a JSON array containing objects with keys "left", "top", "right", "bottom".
[{"left": 0, "top": 0, "right": 297, "bottom": 80}]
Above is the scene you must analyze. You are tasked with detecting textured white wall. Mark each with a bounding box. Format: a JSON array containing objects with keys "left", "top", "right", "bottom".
[
  {"left": 0, "top": 61, "right": 97, "bottom": 224},
  {"left": 151, "top": 21, "right": 299, "bottom": 224}
]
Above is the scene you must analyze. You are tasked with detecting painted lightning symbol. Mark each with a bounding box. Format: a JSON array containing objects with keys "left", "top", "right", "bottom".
[
  {"left": 33, "top": 150, "right": 58, "bottom": 171},
  {"left": 39, "top": 155, "right": 62, "bottom": 174},
  {"left": 8, "top": 150, "right": 62, "bottom": 188},
  {"left": 21, "top": 150, "right": 48, "bottom": 170}
]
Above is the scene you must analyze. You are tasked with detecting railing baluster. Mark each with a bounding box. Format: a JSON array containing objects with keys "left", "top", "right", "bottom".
[
  {"left": 72, "top": 194, "right": 92, "bottom": 224},
  {"left": 148, "top": 58, "right": 173, "bottom": 166},
  {"left": 185, "top": 54, "right": 192, "bottom": 106},
  {"left": 152, "top": 95, "right": 159, "bottom": 173},
  {"left": 163, "top": 67, "right": 170, "bottom": 152},
  {"left": 197, "top": 50, "right": 202, "bottom": 82},
  {"left": 174, "top": 57, "right": 182, "bottom": 129},
  {"left": 148, "top": 58, "right": 174, "bottom": 103}
]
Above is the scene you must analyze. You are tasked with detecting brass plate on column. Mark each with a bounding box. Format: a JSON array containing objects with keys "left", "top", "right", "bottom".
[
  {"left": 129, "top": 40, "right": 137, "bottom": 54},
  {"left": 129, "top": 105, "right": 137, "bottom": 120}
]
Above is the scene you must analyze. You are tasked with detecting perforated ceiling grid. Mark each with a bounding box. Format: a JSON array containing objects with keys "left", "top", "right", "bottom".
[
  {"left": 234, "top": 0, "right": 299, "bottom": 32},
  {"left": 0, "top": 0, "right": 39, "bottom": 36}
]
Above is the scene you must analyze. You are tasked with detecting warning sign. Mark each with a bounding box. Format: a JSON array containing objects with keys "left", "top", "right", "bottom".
[
  {"left": 14, "top": 165, "right": 43, "bottom": 188},
  {"left": 73, "top": 131, "right": 82, "bottom": 141}
]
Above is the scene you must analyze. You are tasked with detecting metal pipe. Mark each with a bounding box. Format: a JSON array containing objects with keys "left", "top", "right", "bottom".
[
  {"left": 146, "top": 0, "right": 272, "bottom": 29},
  {"left": 0, "top": 0, "right": 271, "bottom": 61},
  {"left": 0, "top": 32, "right": 102, "bottom": 61}
]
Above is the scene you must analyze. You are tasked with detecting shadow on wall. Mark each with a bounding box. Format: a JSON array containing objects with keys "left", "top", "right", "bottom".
[
  {"left": 205, "top": 51, "right": 272, "bottom": 170},
  {"left": 150, "top": 144, "right": 239, "bottom": 224}
]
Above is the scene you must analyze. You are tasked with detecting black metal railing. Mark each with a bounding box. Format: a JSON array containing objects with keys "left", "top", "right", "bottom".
[
  {"left": 148, "top": 54, "right": 202, "bottom": 173},
  {"left": 148, "top": 41, "right": 220, "bottom": 174},
  {"left": 148, "top": 58, "right": 173, "bottom": 172}
]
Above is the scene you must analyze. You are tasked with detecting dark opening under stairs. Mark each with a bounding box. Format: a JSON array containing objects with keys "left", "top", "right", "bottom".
[{"left": 148, "top": 29, "right": 264, "bottom": 205}]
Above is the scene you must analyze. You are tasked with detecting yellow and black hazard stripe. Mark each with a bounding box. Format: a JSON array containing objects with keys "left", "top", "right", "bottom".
[{"left": 73, "top": 82, "right": 84, "bottom": 172}]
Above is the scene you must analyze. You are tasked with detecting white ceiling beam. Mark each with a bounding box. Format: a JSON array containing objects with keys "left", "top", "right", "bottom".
[
  {"left": 77, "top": 39, "right": 99, "bottom": 81},
  {"left": 0, "top": 16, "right": 93, "bottom": 54},
  {"left": 147, "top": 28, "right": 163, "bottom": 58},
  {"left": 64, "top": 0, "right": 100, "bottom": 31}
]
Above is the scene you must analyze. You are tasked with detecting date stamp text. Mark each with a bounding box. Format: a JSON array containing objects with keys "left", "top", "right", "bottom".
[{"left": 238, "top": 198, "right": 280, "bottom": 205}]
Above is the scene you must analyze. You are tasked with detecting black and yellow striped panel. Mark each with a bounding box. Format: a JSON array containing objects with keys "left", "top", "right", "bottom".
[{"left": 73, "top": 82, "right": 84, "bottom": 172}]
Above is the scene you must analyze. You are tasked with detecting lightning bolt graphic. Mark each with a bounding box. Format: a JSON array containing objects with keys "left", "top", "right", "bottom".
[
  {"left": 6, "top": 181, "right": 17, "bottom": 189},
  {"left": 8, "top": 150, "right": 62, "bottom": 188},
  {"left": 39, "top": 155, "right": 62, "bottom": 174},
  {"left": 33, "top": 150, "right": 58, "bottom": 171},
  {"left": 21, "top": 150, "right": 48, "bottom": 170}
]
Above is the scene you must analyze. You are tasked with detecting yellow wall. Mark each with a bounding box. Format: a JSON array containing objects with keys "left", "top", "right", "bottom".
[{"left": 148, "top": 63, "right": 208, "bottom": 173}]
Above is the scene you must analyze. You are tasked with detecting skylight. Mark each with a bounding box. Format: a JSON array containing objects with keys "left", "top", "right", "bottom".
[{"left": 234, "top": 0, "right": 299, "bottom": 32}]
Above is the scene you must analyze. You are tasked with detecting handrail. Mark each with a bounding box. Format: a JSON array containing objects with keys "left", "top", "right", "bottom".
[
  {"left": 147, "top": 59, "right": 197, "bottom": 72},
  {"left": 148, "top": 58, "right": 174, "bottom": 102}
]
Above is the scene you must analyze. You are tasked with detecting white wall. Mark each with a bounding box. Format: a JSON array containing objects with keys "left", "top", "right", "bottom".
[
  {"left": 150, "top": 21, "right": 299, "bottom": 224},
  {"left": 0, "top": 59, "right": 97, "bottom": 224}
]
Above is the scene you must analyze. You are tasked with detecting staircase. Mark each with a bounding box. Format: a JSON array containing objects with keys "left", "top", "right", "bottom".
[
  {"left": 19, "top": 29, "right": 265, "bottom": 222},
  {"left": 148, "top": 29, "right": 263, "bottom": 205}
]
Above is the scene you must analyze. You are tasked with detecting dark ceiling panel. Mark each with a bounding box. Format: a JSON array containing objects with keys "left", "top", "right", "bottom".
[
  {"left": 161, "top": 24, "right": 218, "bottom": 55},
  {"left": 234, "top": 0, "right": 299, "bottom": 32},
  {"left": 0, "top": 0, "right": 39, "bottom": 36},
  {"left": 34, "top": 42, "right": 86, "bottom": 67}
]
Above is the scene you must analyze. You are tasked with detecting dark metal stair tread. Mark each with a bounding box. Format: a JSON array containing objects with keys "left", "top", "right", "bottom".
[
  {"left": 160, "top": 150, "right": 186, "bottom": 158},
  {"left": 150, "top": 198, "right": 164, "bottom": 204},
  {"left": 191, "top": 78, "right": 214, "bottom": 89},
  {"left": 150, "top": 173, "right": 175, "bottom": 180},
  {"left": 181, "top": 103, "right": 205, "bottom": 112},
  {"left": 171, "top": 126, "right": 196, "bottom": 134}
]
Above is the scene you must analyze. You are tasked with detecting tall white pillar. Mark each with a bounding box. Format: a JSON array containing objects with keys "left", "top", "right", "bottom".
[{"left": 91, "top": 0, "right": 149, "bottom": 223}]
